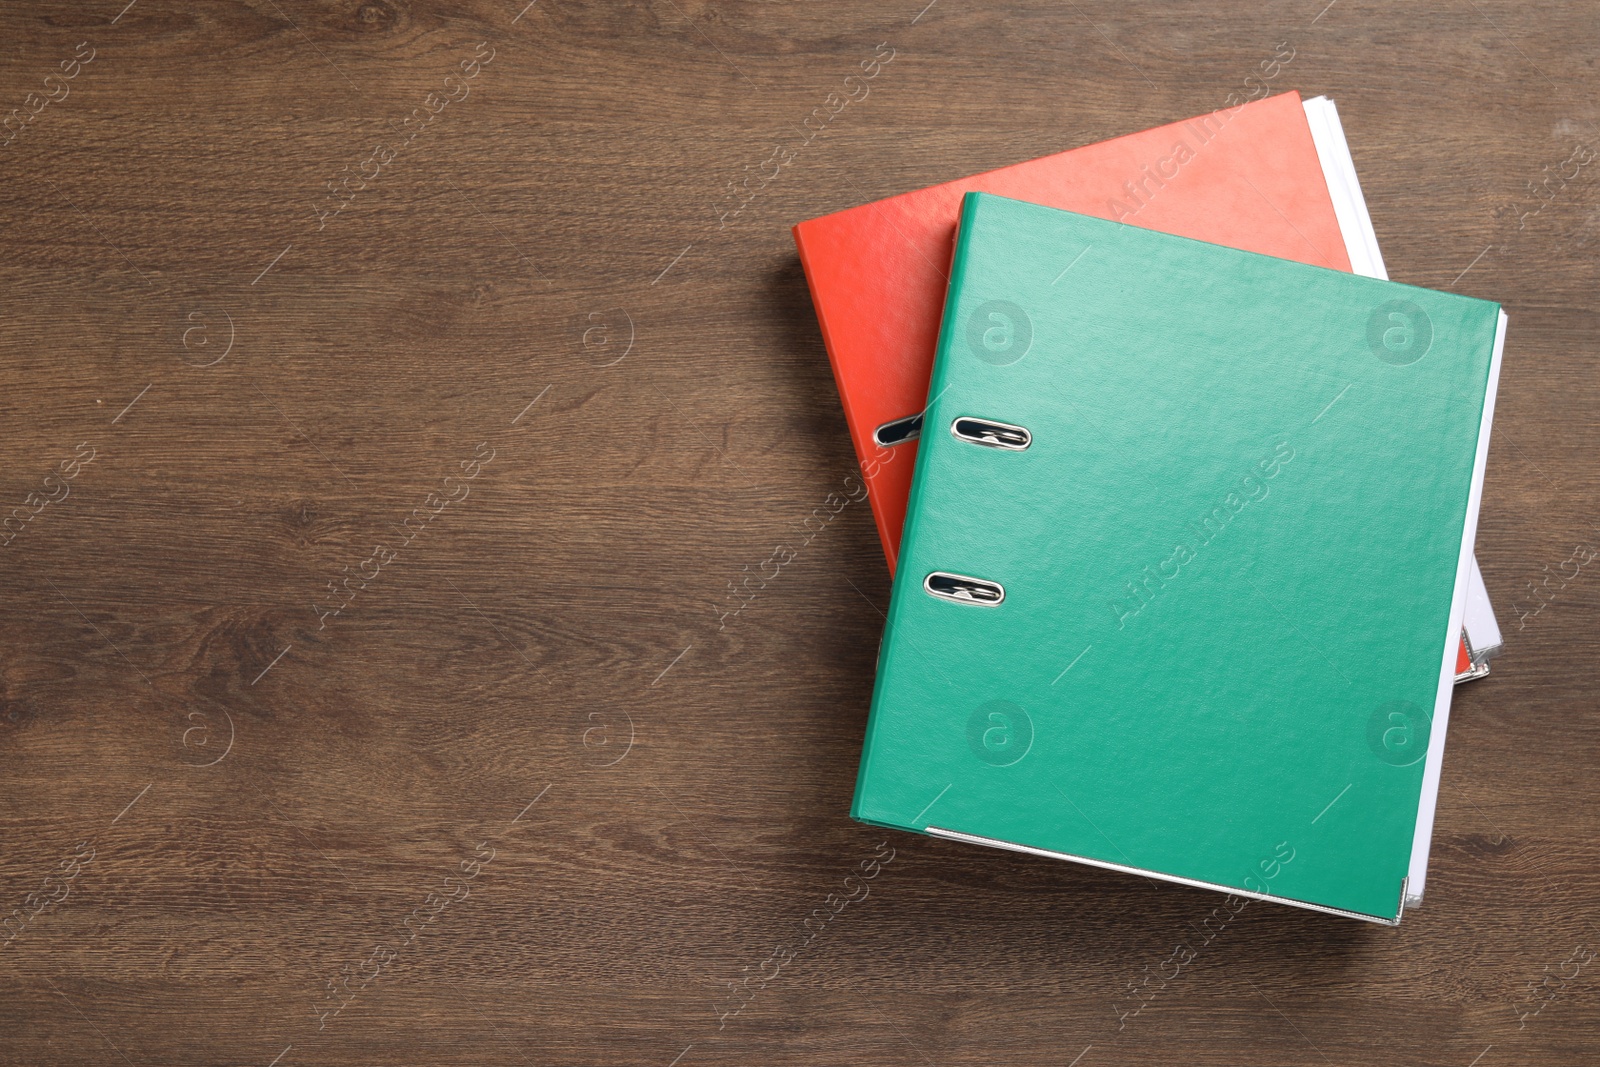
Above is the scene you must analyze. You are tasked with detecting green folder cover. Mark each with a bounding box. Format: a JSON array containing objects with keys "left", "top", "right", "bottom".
[{"left": 852, "top": 192, "right": 1504, "bottom": 924}]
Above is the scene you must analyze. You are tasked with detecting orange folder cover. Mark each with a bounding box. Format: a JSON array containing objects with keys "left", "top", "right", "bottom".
[{"left": 793, "top": 91, "right": 1351, "bottom": 572}]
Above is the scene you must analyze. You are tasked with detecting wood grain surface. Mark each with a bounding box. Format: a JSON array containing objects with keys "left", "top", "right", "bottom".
[{"left": 2, "top": 1, "right": 1598, "bottom": 1064}]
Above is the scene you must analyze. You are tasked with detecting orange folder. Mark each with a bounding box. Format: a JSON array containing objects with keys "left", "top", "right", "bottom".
[{"left": 794, "top": 91, "right": 1351, "bottom": 572}]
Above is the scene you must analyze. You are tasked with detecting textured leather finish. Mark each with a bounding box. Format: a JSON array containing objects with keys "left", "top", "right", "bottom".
[{"left": 852, "top": 193, "right": 1502, "bottom": 923}]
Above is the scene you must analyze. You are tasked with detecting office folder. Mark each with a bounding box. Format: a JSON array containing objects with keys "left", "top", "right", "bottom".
[
  {"left": 794, "top": 92, "right": 1502, "bottom": 679},
  {"left": 852, "top": 193, "right": 1505, "bottom": 923}
]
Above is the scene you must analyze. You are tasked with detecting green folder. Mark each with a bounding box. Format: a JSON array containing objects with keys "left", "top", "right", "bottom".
[{"left": 852, "top": 192, "right": 1504, "bottom": 923}]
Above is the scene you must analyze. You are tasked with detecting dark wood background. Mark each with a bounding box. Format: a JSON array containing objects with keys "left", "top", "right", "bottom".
[{"left": 2, "top": 1, "right": 1597, "bottom": 1064}]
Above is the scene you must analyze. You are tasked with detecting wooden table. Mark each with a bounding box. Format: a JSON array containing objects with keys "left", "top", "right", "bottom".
[{"left": 2, "top": 1, "right": 1597, "bottom": 1063}]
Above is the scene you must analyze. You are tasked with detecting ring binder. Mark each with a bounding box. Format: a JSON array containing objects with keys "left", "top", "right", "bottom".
[{"left": 853, "top": 192, "right": 1505, "bottom": 923}]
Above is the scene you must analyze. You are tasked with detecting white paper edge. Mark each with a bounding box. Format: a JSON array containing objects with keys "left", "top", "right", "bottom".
[
  {"left": 1407, "top": 310, "right": 1507, "bottom": 904},
  {"left": 1301, "top": 96, "right": 1389, "bottom": 281},
  {"left": 1465, "top": 556, "right": 1503, "bottom": 655}
]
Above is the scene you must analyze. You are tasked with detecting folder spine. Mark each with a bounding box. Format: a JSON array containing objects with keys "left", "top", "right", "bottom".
[
  {"left": 850, "top": 194, "right": 985, "bottom": 829},
  {"left": 896, "top": 193, "right": 984, "bottom": 607},
  {"left": 793, "top": 219, "right": 900, "bottom": 568}
]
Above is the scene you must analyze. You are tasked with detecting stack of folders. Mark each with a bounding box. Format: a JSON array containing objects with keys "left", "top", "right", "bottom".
[{"left": 793, "top": 92, "right": 1505, "bottom": 924}]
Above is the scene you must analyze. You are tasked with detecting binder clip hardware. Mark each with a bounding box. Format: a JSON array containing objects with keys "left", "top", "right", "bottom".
[
  {"left": 874, "top": 412, "right": 924, "bottom": 447},
  {"left": 951, "top": 417, "right": 1031, "bottom": 451},
  {"left": 924, "top": 572, "right": 1005, "bottom": 606}
]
